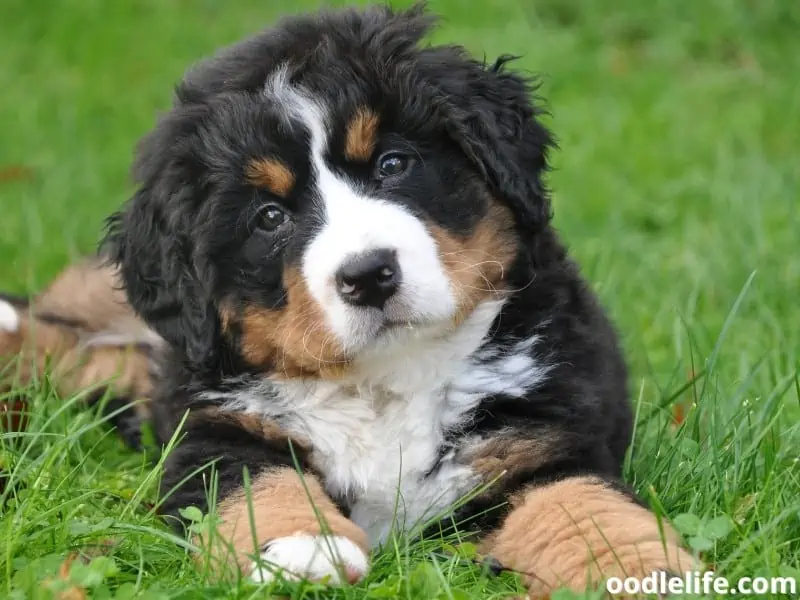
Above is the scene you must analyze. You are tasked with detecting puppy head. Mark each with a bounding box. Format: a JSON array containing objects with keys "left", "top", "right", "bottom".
[{"left": 103, "top": 3, "right": 554, "bottom": 379}]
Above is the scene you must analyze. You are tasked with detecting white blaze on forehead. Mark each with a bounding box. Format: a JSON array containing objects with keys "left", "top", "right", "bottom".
[{"left": 264, "top": 68, "right": 456, "bottom": 354}]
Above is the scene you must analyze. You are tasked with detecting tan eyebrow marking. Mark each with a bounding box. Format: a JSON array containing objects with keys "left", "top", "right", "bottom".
[
  {"left": 245, "top": 158, "right": 296, "bottom": 198},
  {"left": 344, "top": 107, "right": 380, "bottom": 162}
]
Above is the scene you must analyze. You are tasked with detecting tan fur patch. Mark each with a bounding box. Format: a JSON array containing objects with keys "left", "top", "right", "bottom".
[
  {"left": 1, "top": 310, "right": 153, "bottom": 416},
  {"left": 1, "top": 259, "right": 155, "bottom": 417},
  {"left": 480, "top": 477, "right": 699, "bottom": 598},
  {"left": 428, "top": 201, "right": 518, "bottom": 325},
  {"left": 202, "top": 467, "right": 368, "bottom": 575},
  {"left": 193, "top": 407, "right": 311, "bottom": 452},
  {"left": 236, "top": 267, "right": 349, "bottom": 379},
  {"left": 55, "top": 346, "right": 153, "bottom": 415},
  {"left": 245, "top": 158, "right": 295, "bottom": 198},
  {"left": 344, "top": 108, "right": 380, "bottom": 162},
  {"left": 0, "top": 308, "right": 79, "bottom": 385},
  {"left": 36, "top": 257, "right": 147, "bottom": 336},
  {"left": 466, "top": 433, "right": 562, "bottom": 483},
  {"left": 218, "top": 301, "right": 235, "bottom": 334}
]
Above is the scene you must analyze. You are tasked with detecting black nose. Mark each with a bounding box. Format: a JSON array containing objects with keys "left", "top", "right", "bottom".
[{"left": 335, "top": 249, "right": 401, "bottom": 308}]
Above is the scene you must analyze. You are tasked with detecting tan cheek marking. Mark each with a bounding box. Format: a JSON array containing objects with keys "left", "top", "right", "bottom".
[
  {"left": 237, "top": 267, "right": 350, "bottom": 379},
  {"left": 245, "top": 158, "right": 295, "bottom": 198},
  {"left": 428, "top": 201, "right": 518, "bottom": 325},
  {"left": 200, "top": 467, "right": 368, "bottom": 576},
  {"left": 480, "top": 477, "right": 700, "bottom": 597},
  {"left": 344, "top": 107, "right": 380, "bottom": 162}
]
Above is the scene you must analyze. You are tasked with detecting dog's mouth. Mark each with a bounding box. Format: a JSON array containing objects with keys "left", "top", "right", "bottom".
[
  {"left": 377, "top": 319, "right": 423, "bottom": 335},
  {"left": 366, "top": 302, "right": 445, "bottom": 332},
  {"left": 357, "top": 311, "right": 454, "bottom": 348}
]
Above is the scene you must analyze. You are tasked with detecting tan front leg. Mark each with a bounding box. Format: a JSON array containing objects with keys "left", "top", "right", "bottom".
[{"left": 199, "top": 468, "right": 369, "bottom": 584}]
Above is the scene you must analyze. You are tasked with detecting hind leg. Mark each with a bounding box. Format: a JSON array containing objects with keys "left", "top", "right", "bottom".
[
  {"left": 0, "top": 298, "right": 81, "bottom": 383},
  {"left": 0, "top": 261, "right": 159, "bottom": 447}
]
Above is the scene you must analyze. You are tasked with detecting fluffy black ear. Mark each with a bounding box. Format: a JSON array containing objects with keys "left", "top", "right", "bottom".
[
  {"left": 102, "top": 107, "right": 221, "bottom": 373},
  {"left": 423, "top": 51, "right": 556, "bottom": 232}
]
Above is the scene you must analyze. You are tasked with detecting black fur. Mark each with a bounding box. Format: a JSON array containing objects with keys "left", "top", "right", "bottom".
[
  {"left": 102, "top": 3, "right": 631, "bottom": 536},
  {"left": 86, "top": 393, "right": 146, "bottom": 451},
  {"left": 0, "top": 292, "right": 29, "bottom": 308}
]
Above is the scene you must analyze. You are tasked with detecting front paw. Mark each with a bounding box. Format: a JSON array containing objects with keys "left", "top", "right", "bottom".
[{"left": 249, "top": 534, "right": 369, "bottom": 585}]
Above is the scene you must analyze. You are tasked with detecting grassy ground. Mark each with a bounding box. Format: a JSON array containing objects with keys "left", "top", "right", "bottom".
[{"left": 1, "top": 0, "right": 799, "bottom": 598}]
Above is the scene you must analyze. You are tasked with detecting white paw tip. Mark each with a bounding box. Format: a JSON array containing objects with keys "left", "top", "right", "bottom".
[
  {"left": 0, "top": 300, "right": 19, "bottom": 333},
  {"left": 249, "top": 534, "right": 368, "bottom": 586}
]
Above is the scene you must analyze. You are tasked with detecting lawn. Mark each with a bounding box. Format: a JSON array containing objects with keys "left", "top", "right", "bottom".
[{"left": 1, "top": 0, "right": 799, "bottom": 598}]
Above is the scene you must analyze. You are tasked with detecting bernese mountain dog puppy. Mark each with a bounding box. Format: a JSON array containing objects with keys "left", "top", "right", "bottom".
[{"left": 0, "top": 3, "right": 699, "bottom": 595}]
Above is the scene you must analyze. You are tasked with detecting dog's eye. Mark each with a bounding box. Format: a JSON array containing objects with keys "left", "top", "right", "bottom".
[
  {"left": 376, "top": 152, "right": 411, "bottom": 180},
  {"left": 259, "top": 204, "right": 289, "bottom": 231}
]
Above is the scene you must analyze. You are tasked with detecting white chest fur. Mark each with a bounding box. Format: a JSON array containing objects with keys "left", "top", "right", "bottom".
[
  {"left": 221, "top": 300, "right": 550, "bottom": 547},
  {"left": 277, "top": 378, "right": 477, "bottom": 545}
]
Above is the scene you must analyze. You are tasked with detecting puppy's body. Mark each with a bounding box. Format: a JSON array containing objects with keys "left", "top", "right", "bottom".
[{"left": 0, "top": 4, "right": 697, "bottom": 595}]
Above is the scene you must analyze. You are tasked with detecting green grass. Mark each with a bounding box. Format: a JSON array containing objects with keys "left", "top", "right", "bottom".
[{"left": 1, "top": 0, "right": 799, "bottom": 598}]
